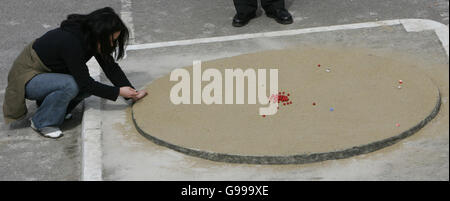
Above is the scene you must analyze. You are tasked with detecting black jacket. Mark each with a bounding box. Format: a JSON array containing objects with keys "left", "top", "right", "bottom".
[{"left": 32, "top": 21, "right": 134, "bottom": 101}]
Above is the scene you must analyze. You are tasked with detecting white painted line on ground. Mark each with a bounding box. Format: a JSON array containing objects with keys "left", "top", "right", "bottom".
[
  {"left": 81, "top": 96, "right": 102, "bottom": 181},
  {"left": 81, "top": 58, "right": 102, "bottom": 181},
  {"left": 81, "top": 18, "right": 449, "bottom": 181},
  {"left": 81, "top": 3, "right": 136, "bottom": 180},
  {"left": 401, "top": 19, "right": 449, "bottom": 56},
  {"left": 86, "top": 58, "right": 101, "bottom": 77},
  {"left": 121, "top": 0, "right": 136, "bottom": 45},
  {"left": 126, "top": 19, "right": 449, "bottom": 57}
]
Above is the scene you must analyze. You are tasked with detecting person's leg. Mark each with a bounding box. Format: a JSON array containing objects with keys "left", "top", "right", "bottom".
[
  {"left": 35, "top": 91, "right": 89, "bottom": 118},
  {"left": 66, "top": 91, "right": 91, "bottom": 115},
  {"left": 261, "top": 0, "right": 293, "bottom": 24},
  {"left": 232, "top": 0, "right": 258, "bottom": 27},
  {"left": 261, "top": 0, "right": 285, "bottom": 13},
  {"left": 25, "top": 73, "right": 79, "bottom": 129},
  {"left": 233, "top": 0, "right": 258, "bottom": 19}
]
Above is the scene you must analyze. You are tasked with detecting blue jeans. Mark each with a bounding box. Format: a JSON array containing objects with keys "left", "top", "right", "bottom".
[{"left": 25, "top": 73, "right": 90, "bottom": 129}]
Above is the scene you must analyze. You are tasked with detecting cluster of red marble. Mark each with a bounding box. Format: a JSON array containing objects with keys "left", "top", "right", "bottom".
[
  {"left": 277, "top": 91, "right": 292, "bottom": 106},
  {"left": 262, "top": 91, "right": 293, "bottom": 117}
]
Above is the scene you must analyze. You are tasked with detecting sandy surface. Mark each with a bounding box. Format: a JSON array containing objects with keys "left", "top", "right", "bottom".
[{"left": 132, "top": 47, "right": 440, "bottom": 156}]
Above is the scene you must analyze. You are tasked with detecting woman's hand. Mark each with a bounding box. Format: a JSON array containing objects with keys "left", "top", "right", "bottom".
[
  {"left": 119, "top": 86, "right": 138, "bottom": 99},
  {"left": 132, "top": 90, "right": 148, "bottom": 102}
]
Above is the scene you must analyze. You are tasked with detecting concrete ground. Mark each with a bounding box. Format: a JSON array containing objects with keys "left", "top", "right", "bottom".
[
  {"left": 0, "top": 0, "right": 121, "bottom": 181},
  {"left": 102, "top": 23, "right": 449, "bottom": 180},
  {"left": 0, "top": 0, "right": 449, "bottom": 180}
]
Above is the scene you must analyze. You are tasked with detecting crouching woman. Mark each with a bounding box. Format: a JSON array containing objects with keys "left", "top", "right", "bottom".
[{"left": 3, "top": 7, "right": 147, "bottom": 139}]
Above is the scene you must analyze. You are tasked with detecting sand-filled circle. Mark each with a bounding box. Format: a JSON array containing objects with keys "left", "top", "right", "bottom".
[{"left": 132, "top": 47, "right": 441, "bottom": 164}]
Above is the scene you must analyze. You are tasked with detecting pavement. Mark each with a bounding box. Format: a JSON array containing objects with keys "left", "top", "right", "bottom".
[
  {"left": 0, "top": 0, "right": 449, "bottom": 180},
  {"left": 101, "top": 22, "right": 449, "bottom": 180},
  {"left": 0, "top": 0, "right": 121, "bottom": 181}
]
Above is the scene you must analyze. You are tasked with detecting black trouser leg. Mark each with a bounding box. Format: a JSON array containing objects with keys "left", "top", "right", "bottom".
[
  {"left": 233, "top": 0, "right": 258, "bottom": 19},
  {"left": 261, "top": 0, "right": 285, "bottom": 13}
]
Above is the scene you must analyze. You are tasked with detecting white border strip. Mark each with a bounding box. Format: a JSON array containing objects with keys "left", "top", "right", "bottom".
[
  {"left": 81, "top": 59, "right": 102, "bottom": 181},
  {"left": 80, "top": 18, "right": 449, "bottom": 181},
  {"left": 401, "top": 19, "right": 449, "bottom": 56},
  {"left": 126, "top": 19, "right": 448, "bottom": 56}
]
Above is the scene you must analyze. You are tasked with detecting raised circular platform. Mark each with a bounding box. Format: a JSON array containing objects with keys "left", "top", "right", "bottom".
[{"left": 132, "top": 47, "right": 441, "bottom": 164}]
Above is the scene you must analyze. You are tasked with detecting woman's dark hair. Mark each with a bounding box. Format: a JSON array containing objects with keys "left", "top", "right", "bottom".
[{"left": 61, "top": 7, "right": 129, "bottom": 61}]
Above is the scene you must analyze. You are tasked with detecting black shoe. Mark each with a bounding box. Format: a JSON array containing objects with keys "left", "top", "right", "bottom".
[
  {"left": 266, "top": 9, "right": 293, "bottom": 25},
  {"left": 232, "top": 13, "right": 256, "bottom": 27}
]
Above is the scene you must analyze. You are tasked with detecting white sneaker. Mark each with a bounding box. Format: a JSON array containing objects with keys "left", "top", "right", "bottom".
[{"left": 30, "top": 119, "right": 63, "bottom": 139}]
